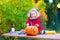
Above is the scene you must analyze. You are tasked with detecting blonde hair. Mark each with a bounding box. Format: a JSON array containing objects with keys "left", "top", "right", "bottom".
[{"left": 27, "top": 8, "right": 40, "bottom": 18}]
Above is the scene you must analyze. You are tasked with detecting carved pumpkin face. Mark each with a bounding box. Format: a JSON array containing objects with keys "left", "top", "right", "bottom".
[{"left": 25, "top": 26, "right": 38, "bottom": 36}]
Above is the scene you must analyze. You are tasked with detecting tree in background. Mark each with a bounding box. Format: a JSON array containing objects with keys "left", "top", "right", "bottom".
[
  {"left": 45, "top": 0, "right": 58, "bottom": 31},
  {"left": 0, "top": 0, "right": 33, "bottom": 34}
]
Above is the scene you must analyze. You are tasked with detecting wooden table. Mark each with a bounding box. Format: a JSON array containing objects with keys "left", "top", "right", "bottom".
[{"left": 1, "top": 33, "right": 60, "bottom": 40}]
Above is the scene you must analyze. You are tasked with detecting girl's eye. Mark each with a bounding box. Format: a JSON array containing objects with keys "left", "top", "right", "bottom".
[
  {"left": 31, "top": 14, "right": 34, "bottom": 15},
  {"left": 31, "top": 14, "right": 36, "bottom": 15}
]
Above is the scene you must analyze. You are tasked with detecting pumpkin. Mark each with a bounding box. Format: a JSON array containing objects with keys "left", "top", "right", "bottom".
[{"left": 25, "top": 26, "right": 38, "bottom": 36}]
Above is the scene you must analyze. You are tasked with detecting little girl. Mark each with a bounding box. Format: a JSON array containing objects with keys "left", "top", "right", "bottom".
[{"left": 26, "top": 8, "right": 44, "bottom": 33}]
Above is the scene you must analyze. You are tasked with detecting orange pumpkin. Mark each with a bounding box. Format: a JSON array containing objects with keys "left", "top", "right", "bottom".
[{"left": 25, "top": 26, "right": 38, "bottom": 36}]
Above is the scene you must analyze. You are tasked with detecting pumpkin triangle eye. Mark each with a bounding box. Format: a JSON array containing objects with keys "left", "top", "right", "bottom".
[
  {"left": 33, "top": 30, "right": 35, "bottom": 33},
  {"left": 31, "top": 28, "right": 33, "bottom": 29}
]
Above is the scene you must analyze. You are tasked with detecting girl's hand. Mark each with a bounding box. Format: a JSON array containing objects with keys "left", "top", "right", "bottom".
[
  {"left": 26, "top": 23, "right": 29, "bottom": 26},
  {"left": 35, "top": 24, "right": 39, "bottom": 27}
]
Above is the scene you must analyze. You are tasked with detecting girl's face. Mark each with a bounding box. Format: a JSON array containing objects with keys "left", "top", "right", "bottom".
[{"left": 30, "top": 11, "right": 37, "bottom": 18}]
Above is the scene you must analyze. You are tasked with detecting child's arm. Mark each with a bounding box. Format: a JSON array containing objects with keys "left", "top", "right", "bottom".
[
  {"left": 35, "top": 17, "right": 44, "bottom": 31},
  {"left": 35, "top": 17, "right": 40, "bottom": 27},
  {"left": 26, "top": 18, "right": 30, "bottom": 26}
]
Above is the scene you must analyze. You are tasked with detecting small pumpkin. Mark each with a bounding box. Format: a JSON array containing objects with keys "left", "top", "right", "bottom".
[{"left": 25, "top": 26, "right": 38, "bottom": 36}]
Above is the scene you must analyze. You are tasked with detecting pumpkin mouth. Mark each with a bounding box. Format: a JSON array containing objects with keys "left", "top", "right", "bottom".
[{"left": 26, "top": 34, "right": 37, "bottom": 36}]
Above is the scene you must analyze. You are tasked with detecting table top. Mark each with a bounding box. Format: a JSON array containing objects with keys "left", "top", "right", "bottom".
[{"left": 2, "top": 33, "right": 60, "bottom": 40}]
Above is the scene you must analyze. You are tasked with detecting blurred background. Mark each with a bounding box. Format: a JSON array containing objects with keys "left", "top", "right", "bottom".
[{"left": 0, "top": 0, "right": 60, "bottom": 40}]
